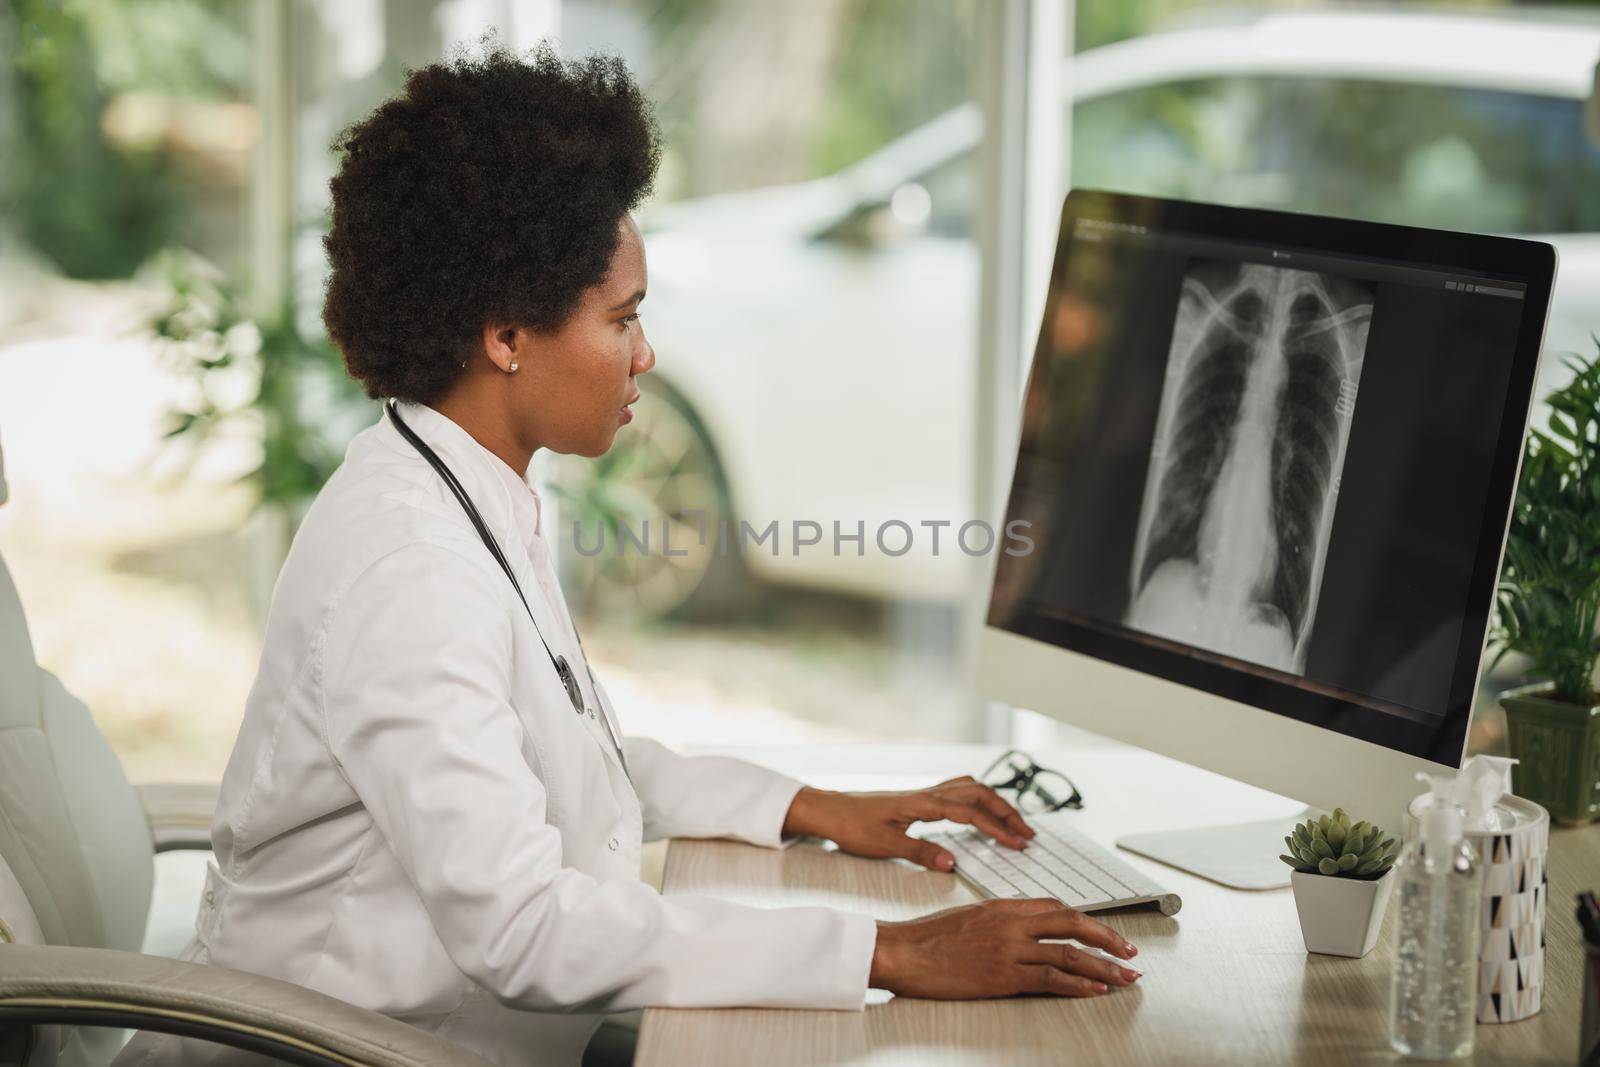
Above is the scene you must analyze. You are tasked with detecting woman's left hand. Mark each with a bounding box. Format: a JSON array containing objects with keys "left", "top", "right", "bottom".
[{"left": 781, "top": 777, "right": 1035, "bottom": 871}]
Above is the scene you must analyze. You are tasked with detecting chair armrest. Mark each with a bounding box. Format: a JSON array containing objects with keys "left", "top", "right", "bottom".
[
  {"left": 136, "top": 783, "right": 218, "bottom": 853},
  {"left": 0, "top": 944, "right": 498, "bottom": 1067}
]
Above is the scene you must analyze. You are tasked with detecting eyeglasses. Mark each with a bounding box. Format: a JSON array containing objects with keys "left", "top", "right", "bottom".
[{"left": 982, "top": 749, "right": 1084, "bottom": 814}]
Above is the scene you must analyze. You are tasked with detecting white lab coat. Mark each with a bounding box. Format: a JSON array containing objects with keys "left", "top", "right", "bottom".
[{"left": 117, "top": 402, "right": 877, "bottom": 1067}]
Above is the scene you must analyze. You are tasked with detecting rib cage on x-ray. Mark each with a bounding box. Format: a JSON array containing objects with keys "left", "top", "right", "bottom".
[{"left": 1128, "top": 261, "right": 1373, "bottom": 674}]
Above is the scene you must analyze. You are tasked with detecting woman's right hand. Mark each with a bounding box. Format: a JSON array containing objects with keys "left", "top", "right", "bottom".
[{"left": 869, "top": 898, "right": 1141, "bottom": 998}]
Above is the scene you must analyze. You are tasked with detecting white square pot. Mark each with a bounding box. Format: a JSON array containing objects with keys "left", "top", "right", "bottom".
[{"left": 1291, "top": 867, "right": 1396, "bottom": 958}]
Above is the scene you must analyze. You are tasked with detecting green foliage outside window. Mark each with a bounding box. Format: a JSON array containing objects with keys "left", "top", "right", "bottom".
[
  {"left": 3, "top": 0, "right": 249, "bottom": 278},
  {"left": 145, "top": 249, "right": 374, "bottom": 510}
]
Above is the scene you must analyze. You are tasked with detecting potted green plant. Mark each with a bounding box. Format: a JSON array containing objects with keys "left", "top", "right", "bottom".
[
  {"left": 1491, "top": 347, "right": 1600, "bottom": 824},
  {"left": 1281, "top": 809, "right": 1401, "bottom": 957}
]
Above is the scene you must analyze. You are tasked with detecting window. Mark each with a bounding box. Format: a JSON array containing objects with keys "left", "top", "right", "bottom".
[
  {"left": 1070, "top": 77, "right": 1277, "bottom": 206},
  {"left": 548, "top": 0, "right": 990, "bottom": 747},
  {"left": 1072, "top": 75, "right": 1600, "bottom": 236},
  {"left": 1263, "top": 80, "right": 1596, "bottom": 235}
]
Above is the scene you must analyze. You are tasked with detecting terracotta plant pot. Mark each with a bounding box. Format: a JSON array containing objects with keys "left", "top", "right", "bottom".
[
  {"left": 1500, "top": 682, "right": 1600, "bottom": 825},
  {"left": 1291, "top": 867, "right": 1396, "bottom": 958}
]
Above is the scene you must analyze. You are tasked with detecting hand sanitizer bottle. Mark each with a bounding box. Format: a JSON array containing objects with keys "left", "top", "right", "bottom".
[{"left": 1389, "top": 772, "right": 1482, "bottom": 1059}]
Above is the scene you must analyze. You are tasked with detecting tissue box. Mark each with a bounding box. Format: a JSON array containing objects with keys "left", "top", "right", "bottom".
[{"left": 1405, "top": 793, "right": 1550, "bottom": 1024}]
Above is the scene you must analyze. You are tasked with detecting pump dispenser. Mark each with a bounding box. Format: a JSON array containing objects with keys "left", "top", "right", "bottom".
[
  {"left": 1417, "top": 771, "right": 1465, "bottom": 853},
  {"left": 1389, "top": 772, "right": 1483, "bottom": 1059}
]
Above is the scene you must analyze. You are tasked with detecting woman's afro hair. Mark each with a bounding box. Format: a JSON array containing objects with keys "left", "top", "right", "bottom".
[{"left": 322, "top": 40, "right": 660, "bottom": 403}]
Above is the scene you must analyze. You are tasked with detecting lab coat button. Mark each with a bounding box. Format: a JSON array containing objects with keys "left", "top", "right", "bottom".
[
  {"left": 608, "top": 837, "right": 619, "bottom": 851},
  {"left": 204, "top": 890, "right": 215, "bottom": 907}
]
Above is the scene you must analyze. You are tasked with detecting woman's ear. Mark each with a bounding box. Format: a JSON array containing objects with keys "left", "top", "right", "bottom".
[{"left": 480, "top": 324, "right": 523, "bottom": 374}]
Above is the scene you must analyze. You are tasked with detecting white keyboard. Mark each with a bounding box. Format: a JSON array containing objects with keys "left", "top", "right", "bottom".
[{"left": 924, "top": 812, "right": 1182, "bottom": 916}]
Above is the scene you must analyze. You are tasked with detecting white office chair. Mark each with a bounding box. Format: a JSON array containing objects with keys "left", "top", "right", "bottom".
[{"left": 0, "top": 434, "right": 495, "bottom": 1067}]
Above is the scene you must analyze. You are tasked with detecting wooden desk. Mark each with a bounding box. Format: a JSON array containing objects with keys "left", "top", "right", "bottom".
[{"left": 637, "top": 738, "right": 1600, "bottom": 1066}]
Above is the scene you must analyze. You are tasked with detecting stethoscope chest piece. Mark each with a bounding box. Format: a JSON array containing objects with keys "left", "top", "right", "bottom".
[{"left": 555, "top": 656, "right": 586, "bottom": 716}]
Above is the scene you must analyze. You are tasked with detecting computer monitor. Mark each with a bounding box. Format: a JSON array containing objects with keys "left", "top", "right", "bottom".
[{"left": 978, "top": 190, "right": 1555, "bottom": 887}]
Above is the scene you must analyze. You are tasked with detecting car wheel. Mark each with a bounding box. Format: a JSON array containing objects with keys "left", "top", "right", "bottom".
[{"left": 548, "top": 377, "right": 746, "bottom": 621}]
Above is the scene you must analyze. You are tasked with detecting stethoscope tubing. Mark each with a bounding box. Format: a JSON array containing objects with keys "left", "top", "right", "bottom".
[{"left": 386, "top": 400, "right": 630, "bottom": 778}]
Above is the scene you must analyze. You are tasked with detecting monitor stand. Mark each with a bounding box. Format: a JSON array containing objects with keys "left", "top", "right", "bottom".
[{"left": 1117, "top": 808, "right": 1318, "bottom": 890}]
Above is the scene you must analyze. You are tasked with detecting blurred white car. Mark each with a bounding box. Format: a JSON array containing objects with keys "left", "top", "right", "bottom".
[{"left": 558, "top": 9, "right": 1600, "bottom": 618}]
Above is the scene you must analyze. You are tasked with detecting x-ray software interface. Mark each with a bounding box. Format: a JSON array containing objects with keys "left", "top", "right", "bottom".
[{"left": 989, "top": 214, "right": 1530, "bottom": 762}]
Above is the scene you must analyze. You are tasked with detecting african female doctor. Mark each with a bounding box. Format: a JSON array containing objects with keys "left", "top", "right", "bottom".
[{"left": 134, "top": 44, "right": 1140, "bottom": 1067}]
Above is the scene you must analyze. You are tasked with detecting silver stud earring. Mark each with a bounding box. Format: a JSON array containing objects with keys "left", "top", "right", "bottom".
[{"left": 508, "top": 362, "right": 519, "bottom": 372}]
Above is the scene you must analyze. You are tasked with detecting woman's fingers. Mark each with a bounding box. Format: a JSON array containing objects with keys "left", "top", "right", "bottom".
[
  {"left": 935, "top": 782, "right": 1035, "bottom": 839},
  {"left": 917, "top": 796, "right": 1029, "bottom": 850},
  {"left": 1015, "top": 964, "right": 1110, "bottom": 997},
  {"left": 1022, "top": 902, "right": 1138, "bottom": 959},
  {"left": 1021, "top": 942, "right": 1140, "bottom": 985},
  {"left": 903, "top": 837, "right": 957, "bottom": 872},
  {"left": 1001, "top": 897, "right": 1068, "bottom": 914},
  {"left": 872, "top": 900, "right": 1136, "bottom": 1000}
]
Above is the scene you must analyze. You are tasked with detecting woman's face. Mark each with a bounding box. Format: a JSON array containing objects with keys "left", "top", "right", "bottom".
[{"left": 516, "top": 215, "right": 654, "bottom": 458}]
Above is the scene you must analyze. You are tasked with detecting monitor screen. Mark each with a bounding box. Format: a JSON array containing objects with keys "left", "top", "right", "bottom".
[{"left": 989, "top": 190, "right": 1553, "bottom": 765}]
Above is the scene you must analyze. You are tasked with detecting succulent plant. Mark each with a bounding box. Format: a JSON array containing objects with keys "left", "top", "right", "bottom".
[{"left": 1279, "top": 808, "right": 1399, "bottom": 880}]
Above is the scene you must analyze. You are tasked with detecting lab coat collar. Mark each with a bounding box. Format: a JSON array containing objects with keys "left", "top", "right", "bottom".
[
  {"left": 385, "top": 400, "right": 530, "bottom": 560},
  {"left": 392, "top": 402, "right": 547, "bottom": 543},
  {"left": 379, "top": 401, "right": 631, "bottom": 780},
  {"left": 488, "top": 454, "right": 544, "bottom": 543}
]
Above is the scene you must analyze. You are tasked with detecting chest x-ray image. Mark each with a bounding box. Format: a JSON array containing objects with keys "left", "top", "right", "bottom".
[{"left": 1128, "top": 259, "right": 1374, "bottom": 675}]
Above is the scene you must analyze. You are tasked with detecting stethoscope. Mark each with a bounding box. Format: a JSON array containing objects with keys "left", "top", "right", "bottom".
[{"left": 386, "top": 400, "right": 629, "bottom": 778}]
